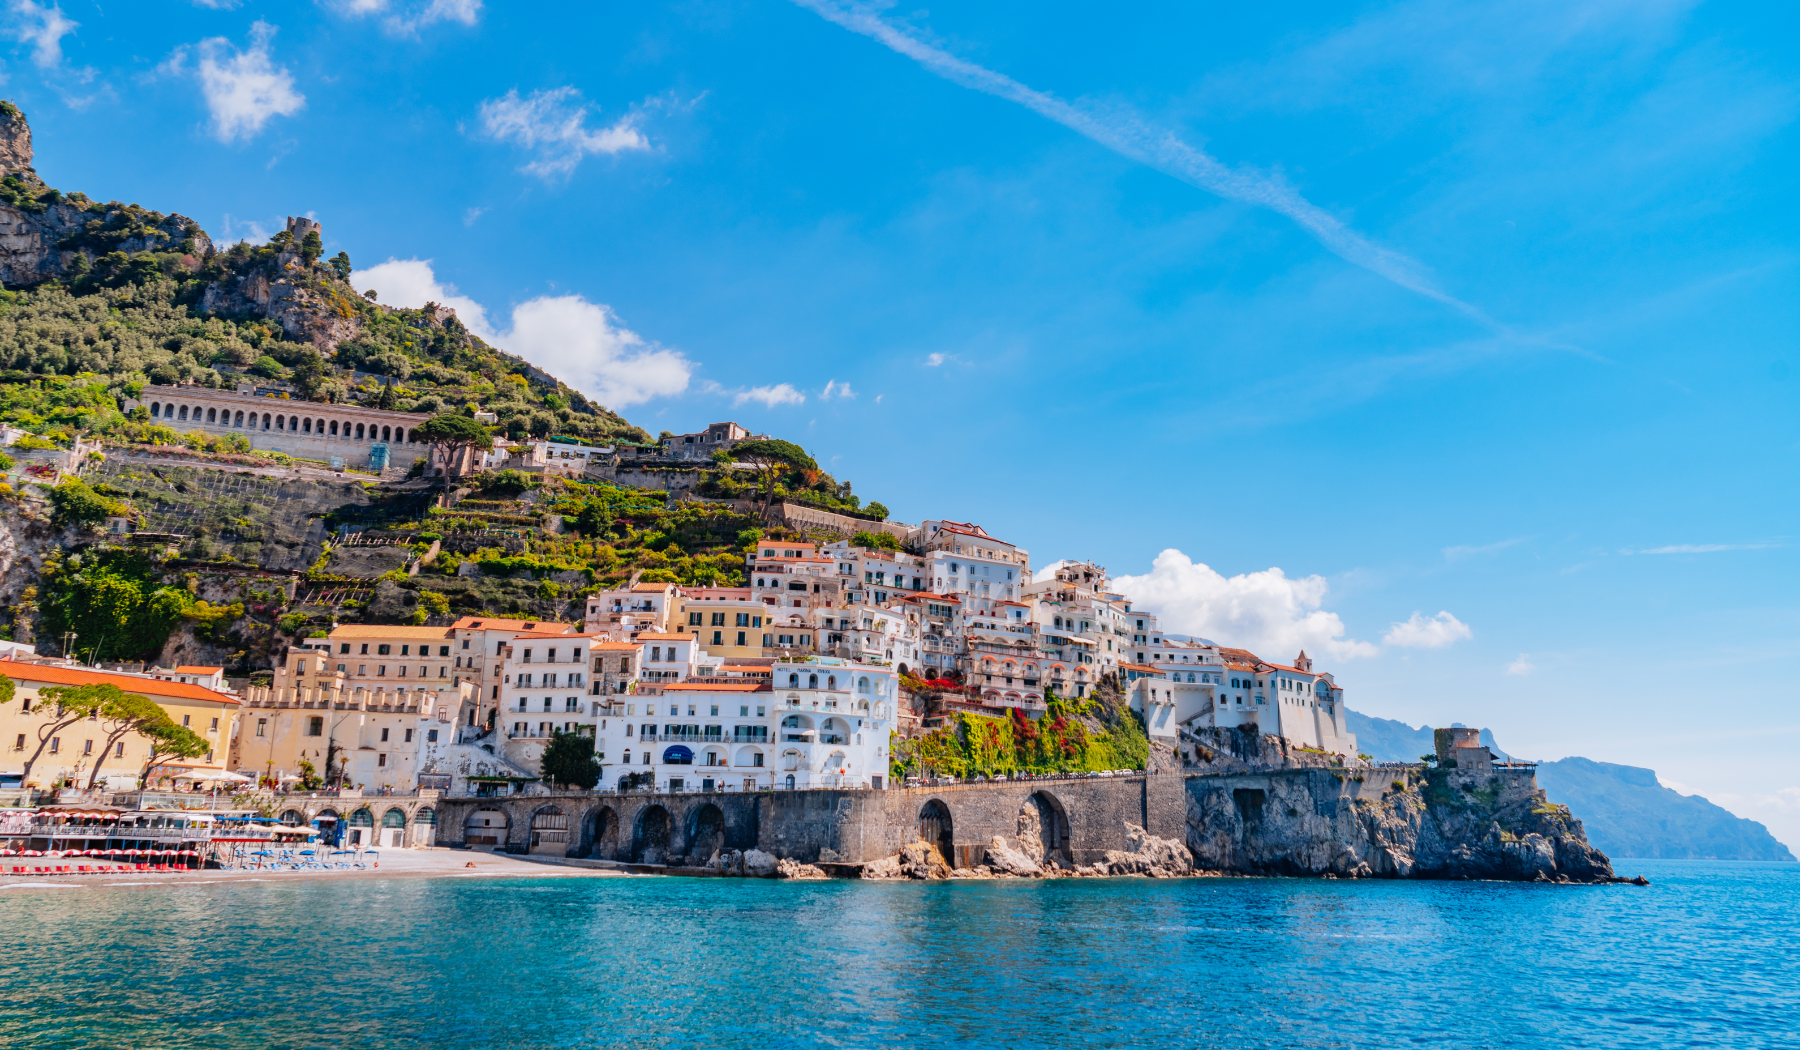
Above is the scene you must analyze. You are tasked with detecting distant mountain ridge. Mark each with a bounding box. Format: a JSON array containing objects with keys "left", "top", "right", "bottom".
[{"left": 1347, "top": 709, "right": 1795, "bottom": 862}]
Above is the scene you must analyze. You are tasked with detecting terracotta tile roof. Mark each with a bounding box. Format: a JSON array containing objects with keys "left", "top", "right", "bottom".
[
  {"left": 635, "top": 632, "right": 693, "bottom": 642},
  {"left": 172, "top": 665, "right": 224, "bottom": 674},
  {"left": 329, "top": 625, "right": 454, "bottom": 639},
  {"left": 450, "top": 617, "right": 578, "bottom": 632},
  {"left": 629, "top": 583, "right": 675, "bottom": 592},
  {"left": 592, "top": 642, "right": 644, "bottom": 651},
  {"left": 0, "top": 660, "right": 239, "bottom": 705},
  {"left": 1119, "top": 662, "right": 1162, "bottom": 674}
]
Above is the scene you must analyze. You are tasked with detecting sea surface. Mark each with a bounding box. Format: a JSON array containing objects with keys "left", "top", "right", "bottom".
[{"left": 0, "top": 859, "right": 1794, "bottom": 1050}]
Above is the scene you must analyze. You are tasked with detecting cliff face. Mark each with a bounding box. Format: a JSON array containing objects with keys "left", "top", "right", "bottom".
[{"left": 1186, "top": 767, "right": 1618, "bottom": 883}]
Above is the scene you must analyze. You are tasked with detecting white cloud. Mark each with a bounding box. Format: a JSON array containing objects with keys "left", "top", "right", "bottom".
[
  {"left": 1114, "top": 549, "right": 1378, "bottom": 662},
  {"left": 924, "top": 352, "right": 948, "bottom": 366},
  {"left": 352, "top": 258, "right": 691, "bottom": 409},
  {"left": 734, "top": 384, "right": 806, "bottom": 408},
  {"left": 1505, "top": 653, "right": 1534, "bottom": 676},
  {"left": 1383, "top": 610, "right": 1473, "bottom": 649},
  {"left": 193, "top": 22, "right": 304, "bottom": 142},
  {"left": 1627, "top": 543, "right": 1780, "bottom": 555},
  {"left": 189, "top": 0, "right": 243, "bottom": 9},
  {"left": 821, "top": 379, "right": 856, "bottom": 400},
  {"left": 1443, "top": 536, "right": 1529, "bottom": 562},
  {"left": 479, "top": 86, "right": 650, "bottom": 178},
  {"left": 463, "top": 206, "right": 486, "bottom": 226},
  {"left": 10, "top": 0, "right": 77, "bottom": 69},
  {"left": 325, "top": 0, "right": 481, "bottom": 33}
]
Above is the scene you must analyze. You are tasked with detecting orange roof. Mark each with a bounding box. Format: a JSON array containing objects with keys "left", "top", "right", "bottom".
[
  {"left": 661, "top": 681, "right": 770, "bottom": 692},
  {"left": 509, "top": 630, "right": 602, "bottom": 641},
  {"left": 592, "top": 641, "right": 643, "bottom": 651},
  {"left": 629, "top": 583, "right": 675, "bottom": 592},
  {"left": 902, "top": 593, "right": 962, "bottom": 604},
  {"left": 451, "top": 617, "right": 577, "bottom": 633},
  {"left": 1120, "top": 662, "right": 1162, "bottom": 674},
  {"left": 173, "top": 665, "right": 224, "bottom": 674},
  {"left": 635, "top": 632, "right": 692, "bottom": 642},
  {"left": 0, "top": 661, "right": 239, "bottom": 705}
]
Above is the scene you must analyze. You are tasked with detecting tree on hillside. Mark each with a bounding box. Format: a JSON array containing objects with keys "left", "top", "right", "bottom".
[
  {"left": 328, "top": 251, "right": 352, "bottom": 281},
  {"left": 540, "top": 730, "right": 602, "bottom": 790},
  {"left": 851, "top": 529, "right": 900, "bottom": 551},
  {"left": 730, "top": 438, "right": 815, "bottom": 520},
  {"left": 866, "top": 502, "right": 889, "bottom": 522},
  {"left": 81, "top": 687, "right": 171, "bottom": 790},
  {"left": 9, "top": 682, "right": 111, "bottom": 785},
  {"left": 417, "top": 412, "right": 494, "bottom": 478}
]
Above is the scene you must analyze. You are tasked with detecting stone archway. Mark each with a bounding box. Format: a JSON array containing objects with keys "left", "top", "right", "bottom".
[
  {"left": 530, "top": 805, "right": 569, "bottom": 855},
  {"left": 465, "top": 807, "right": 509, "bottom": 850},
  {"left": 581, "top": 806, "right": 619, "bottom": 859},
  {"left": 918, "top": 799, "right": 955, "bottom": 868},
  {"left": 632, "top": 805, "right": 671, "bottom": 864},
  {"left": 1019, "top": 791, "right": 1072, "bottom": 867},
  {"left": 686, "top": 803, "right": 725, "bottom": 862}
]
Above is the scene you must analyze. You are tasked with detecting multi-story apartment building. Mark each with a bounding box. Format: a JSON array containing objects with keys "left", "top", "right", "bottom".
[
  {"left": 821, "top": 540, "right": 928, "bottom": 605},
  {"left": 914, "top": 520, "right": 1030, "bottom": 615},
  {"left": 584, "top": 583, "right": 680, "bottom": 639},
  {"left": 673, "top": 587, "right": 768, "bottom": 661},
  {"left": 496, "top": 631, "right": 605, "bottom": 773},
  {"left": 959, "top": 600, "right": 1045, "bottom": 708},
  {"left": 1027, "top": 560, "right": 1130, "bottom": 690},
  {"left": 594, "top": 658, "right": 898, "bottom": 792},
  {"left": 902, "top": 593, "right": 964, "bottom": 676},
  {"left": 819, "top": 602, "right": 917, "bottom": 668},
  {"left": 748, "top": 542, "right": 842, "bottom": 613},
  {"left": 449, "top": 616, "right": 582, "bottom": 730}
]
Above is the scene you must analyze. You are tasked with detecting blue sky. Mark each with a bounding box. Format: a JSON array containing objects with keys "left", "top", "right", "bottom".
[{"left": 6, "top": 0, "right": 1798, "bottom": 844}]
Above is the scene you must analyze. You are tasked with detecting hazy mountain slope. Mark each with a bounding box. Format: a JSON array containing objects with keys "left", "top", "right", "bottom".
[
  {"left": 1534, "top": 757, "right": 1795, "bottom": 862},
  {"left": 1345, "top": 709, "right": 1507, "bottom": 763}
]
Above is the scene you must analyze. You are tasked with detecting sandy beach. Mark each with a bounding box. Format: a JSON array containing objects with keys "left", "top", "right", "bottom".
[{"left": 0, "top": 848, "right": 641, "bottom": 889}]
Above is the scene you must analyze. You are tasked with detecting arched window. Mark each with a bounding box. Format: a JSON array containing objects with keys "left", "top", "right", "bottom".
[
  {"left": 149, "top": 402, "right": 160, "bottom": 417},
  {"left": 355, "top": 423, "right": 365, "bottom": 439},
  {"left": 276, "top": 415, "right": 285, "bottom": 431},
  {"left": 622, "top": 749, "right": 631, "bottom": 764},
  {"left": 206, "top": 408, "right": 216, "bottom": 423},
  {"left": 381, "top": 808, "right": 407, "bottom": 828},
  {"left": 329, "top": 420, "right": 338, "bottom": 435},
  {"left": 302, "top": 418, "right": 311, "bottom": 433},
  {"left": 177, "top": 405, "right": 188, "bottom": 420},
  {"left": 262, "top": 413, "right": 271, "bottom": 429},
  {"left": 290, "top": 416, "right": 299, "bottom": 431},
  {"left": 858, "top": 676, "right": 870, "bottom": 693},
  {"left": 414, "top": 807, "right": 436, "bottom": 826},
  {"left": 807, "top": 673, "right": 818, "bottom": 689},
  {"left": 826, "top": 675, "right": 837, "bottom": 690},
  {"left": 234, "top": 411, "right": 244, "bottom": 427},
  {"left": 788, "top": 673, "right": 799, "bottom": 687}
]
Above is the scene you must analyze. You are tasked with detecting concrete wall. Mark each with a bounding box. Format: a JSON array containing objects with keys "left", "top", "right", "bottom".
[{"left": 435, "top": 773, "right": 1186, "bottom": 867}]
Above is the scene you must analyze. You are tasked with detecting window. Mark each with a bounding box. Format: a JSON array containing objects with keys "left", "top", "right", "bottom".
[
  {"left": 340, "top": 643, "right": 350, "bottom": 654},
  {"left": 689, "top": 612, "right": 703, "bottom": 626},
  {"left": 115, "top": 741, "right": 124, "bottom": 758},
  {"left": 48, "top": 737, "right": 59, "bottom": 754},
  {"left": 13, "top": 733, "right": 23, "bottom": 750},
  {"left": 256, "top": 719, "right": 267, "bottom": 737},
  {"left": 405, "top": 728, "right": 414, "bottom": 743},
  {"left": 378, "top": 644, "right": 391, "bottom": 656},
  {"left": 360, "top": 644, "right": 370, "bottom": 655},
  {"left": 736, "top": 613, "right": 751, "bottom": 627},
  {"left": 427, "top": 729, "right": 439, "bottom": 743},
  {"left": 378, "top": 754, "right": 387, "bottom": 767},
  {"left": 308, "top": 717, "right": 324, "bottom": 736},
  {"left": 400, "top": 645, "right": 410, "bottom": 656},
  {"left": 210, "top": 717, "right": 219, "bottom": 731},
  {"left": 83, "top": 739, "right": 93, "bottom": 755},
  {"left": 182, "top": 715, "right": 191, "bottom": 727}
]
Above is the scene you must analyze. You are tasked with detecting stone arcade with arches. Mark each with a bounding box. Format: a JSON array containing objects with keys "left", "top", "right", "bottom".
[
  {"left": 272, "top": 795, "right": 443, "bottom": 849},
  {"left": 434, "top": 773, "right": 1186, "bottom": 869},
  {"left": 127, "top": 385, "right": 433, "bottom": 472}
]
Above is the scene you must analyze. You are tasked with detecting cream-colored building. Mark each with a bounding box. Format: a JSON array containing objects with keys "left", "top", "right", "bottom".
[{"left": 0, "top": 660, "right": 241, "bottom": 790}]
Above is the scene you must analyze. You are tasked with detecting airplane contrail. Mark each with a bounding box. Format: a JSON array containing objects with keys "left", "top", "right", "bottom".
[{"left": 791, "top": 0, "right": 1501, "bottom": 329}]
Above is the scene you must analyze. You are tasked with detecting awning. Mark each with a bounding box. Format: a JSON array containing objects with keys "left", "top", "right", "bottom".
[{"left": 662, "top": 745, "right": 694, "bottom": 763}]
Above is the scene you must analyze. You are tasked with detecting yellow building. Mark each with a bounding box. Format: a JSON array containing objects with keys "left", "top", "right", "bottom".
[
  {"left": 674, "top": 587, "right": 768, "bottom": 661},
  {"left": 0, "top": 660, "right": 241, "bottom": 790}
]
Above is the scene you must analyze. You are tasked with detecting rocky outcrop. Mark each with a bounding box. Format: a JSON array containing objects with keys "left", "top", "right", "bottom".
[
  {"left": 198, "top": 236, "right": 364, "bottom": 350},
  {"left": 1180, "top": 724, "right": 1352, "bottom": 774},
  {"left": 1102, "top": 823, "right": 1194, "bottom": 877},
  {"left": 984, "top": 835, "right": 1043, "bottom": 876},
  {"left": 1187, "top": 768, "right": 1618, "bottom": 883}
]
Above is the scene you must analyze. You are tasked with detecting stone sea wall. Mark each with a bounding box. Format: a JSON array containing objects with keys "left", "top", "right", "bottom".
[{"left": 436, "top": 758, "right": 1620, "bottom": 883}]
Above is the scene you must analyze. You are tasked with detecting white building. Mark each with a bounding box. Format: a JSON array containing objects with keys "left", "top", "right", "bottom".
[
  {"left": 1129, "top": 646, "right": 1358, "bottom": 758},
  {"left": 594, "top": 659, "right": 898, "bottom": 792},
  {"left": 915, "top": 520, "right": 1030, "bottom": 615}
]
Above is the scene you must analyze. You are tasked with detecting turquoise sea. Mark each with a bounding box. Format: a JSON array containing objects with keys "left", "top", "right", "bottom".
[{"left": 0, "top": 859, "right": 1793, "bottom": 1049}]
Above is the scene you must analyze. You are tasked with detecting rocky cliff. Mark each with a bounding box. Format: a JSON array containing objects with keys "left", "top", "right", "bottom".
[{"left": 1186, "top": 766, "right": 1622, "bottom": 883}]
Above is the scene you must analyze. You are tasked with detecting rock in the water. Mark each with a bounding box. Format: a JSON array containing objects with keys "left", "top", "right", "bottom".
[
  {"left": 1104, "top": 822, "right": 1194, "bottom": 876},
  {"left": 985, "top": 835, "right": 1043, "bottom": 877},
  {"left": 897, "top": 840, "right": 951, "bottom": 880},
  {"left": 742, "top": 849, "right": 779, "bottom": 878},
  {"left": 860, "top": 854, "right": 903, "bottom": 880},
  {"left": 776, "top": 857, "right": 828, "bottom": 880}
]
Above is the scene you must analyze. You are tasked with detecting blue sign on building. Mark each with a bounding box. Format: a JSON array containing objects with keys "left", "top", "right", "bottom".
[{"left": 368, "top": 442, "right": 389, "bottom": 471}]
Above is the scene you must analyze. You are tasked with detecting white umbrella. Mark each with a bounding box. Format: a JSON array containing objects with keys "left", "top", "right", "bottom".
[{"left": 195, "top": 770, "right": 253, "bottom": 784}]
